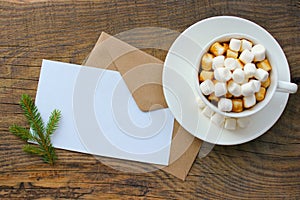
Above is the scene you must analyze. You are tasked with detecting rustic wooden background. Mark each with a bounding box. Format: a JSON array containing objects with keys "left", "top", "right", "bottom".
[{"left": 0, "top": 0, "right": 299, "bottom": 199}]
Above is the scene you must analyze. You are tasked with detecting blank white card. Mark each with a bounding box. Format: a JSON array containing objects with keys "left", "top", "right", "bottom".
[{"left": 35, "top": 60, "right": 174, "bottom": 165}]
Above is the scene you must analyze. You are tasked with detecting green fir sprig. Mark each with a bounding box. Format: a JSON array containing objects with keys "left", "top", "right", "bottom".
[{"left": 9, "top": 94, "right": 61, "bottom": 165}]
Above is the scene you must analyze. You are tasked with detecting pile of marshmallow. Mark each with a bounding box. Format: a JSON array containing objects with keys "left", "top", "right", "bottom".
[
  {"left": 196, "top": 97, "right": 250, "bottom": 130},
  {"left": 199, "top": 38, "right": 272, "bottom": 113}
]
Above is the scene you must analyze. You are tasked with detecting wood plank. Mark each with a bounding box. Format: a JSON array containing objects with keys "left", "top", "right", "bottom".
[{"left": 0, "top": 0, "right": 299, "bottom": 199}]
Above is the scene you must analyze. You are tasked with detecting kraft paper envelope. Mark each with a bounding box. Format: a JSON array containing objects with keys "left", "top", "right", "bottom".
[{"left": 83, "top": 32, "right": 202, "bottom": 180}]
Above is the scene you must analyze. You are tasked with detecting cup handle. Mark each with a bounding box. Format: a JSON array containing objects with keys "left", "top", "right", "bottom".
[{"left": 276, "top": 81, "right": 298, "bottom": 93}]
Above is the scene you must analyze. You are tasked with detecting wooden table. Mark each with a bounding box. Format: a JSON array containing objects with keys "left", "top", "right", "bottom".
[{"left": 0, "top": 0, "right": 299, "bottom": 199}]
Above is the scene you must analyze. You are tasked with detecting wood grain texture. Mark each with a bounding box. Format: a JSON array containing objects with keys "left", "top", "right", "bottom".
[{"left": 0, "top": 0, "right": 299, "bottom": 199}]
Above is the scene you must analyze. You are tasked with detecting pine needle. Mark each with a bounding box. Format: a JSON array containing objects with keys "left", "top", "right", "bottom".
[
  {"left": 9, "top": 94, "right": 61, "bottom": 165},
  {"left": 9, "top": 125, "right": 33, "bottom": 141},
  {"left": 46, "top": 109, "right": 61, "bottom": 136},
  {"left": 19, "top": 94, "right": 45, "bottom": 140},
  {"left": 23, "top": 144, "right": 44, "bottom": 156}
]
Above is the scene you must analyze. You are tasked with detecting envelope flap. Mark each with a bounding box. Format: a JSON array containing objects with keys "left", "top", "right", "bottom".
[{"left": 84, "top": 32, "right": 167, "bottom": 111}]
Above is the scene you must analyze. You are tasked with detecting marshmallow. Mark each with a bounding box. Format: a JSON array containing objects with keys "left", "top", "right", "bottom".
[
  {"left": 237, "top": 117, "right": 250, "bottom": 128},
  {"left": 250, "top": 79, "right": 261, "bottom": 92},
  {"left": 255, "top": 87, "right": 266, "bottom": 102},
  {"left": 218, "top": 98, "right": 232, "bottom": 112},
  {"left": 239, "top": 49, "right": 254, "bottom": 64},
  {"left": 211, "top": 113, "right": 225, "bottom": 127},
  {"left": 244, "top": 63, "right": 257, "bottom": 78},
  {"left": 227, "top": 80, "right": 242, "bottom": 97},
  {"left": 241, "top": 81, "right": 256, "bottom": 96},
  {"left": 210, "top": 42, "right": 226, "bottom": 56},
  {"left": 226, "top": 49, "right": 238, "bottom": 59},
  {"left": 201, "top": 53, "right": 214, "bottom": 71},
  {"left": 261, "top": 77, "right": 271, "bottom": 88},
  {"left": 200, "top": 79, "right": 214, "bottom": 95},
  {"left": 255, "top": 68, "right": 269, "bottom": 82},
  {"left": 240, "top": 39, "right": 253, "bottom": 51},
  {"left": 214, "top": 82, "right": 227, "bottom": 97},
  {"left": 229, "top": 38, "right": 241, "bottom": 51},
  {"left": 243, "top": 94, "right": 256, "bottom": 108},
  {"left": 224, "top": 118, "right": 237, "bottom": 130},
  {"left": 232, "top": 99, "right": 243, "bottom": 113},
  {"left": 199, "top": 70, "right": 214, "bottom": 82},
  {"left": 202, "top": 106, "right": 215, "bottom": 118},
  {"left": 214, "top": 67, "right": 232, "bottom": 82},
  {"left": 251, "top": 44, "right": 266, "bottom": 62},
  {"left": 232, "top": 68, "right": 245, "bottom": 84},
  {"left": 224, "top": 57, "right": 237, "bottom": 70},
  {"left": 256, "top": 59, "right": 272, "bottom": 72},
  {"left": 223, "top": 42, "right": 229, "bottom": 51},
  {"left": 208, "top": 93, "right": 219, "bottom": 102},
  {"left": 212, "top": 55, "right": 225, "bottom": 69},
  {"left": 196, "top": 96, "right": 206, "bottom": 109}
]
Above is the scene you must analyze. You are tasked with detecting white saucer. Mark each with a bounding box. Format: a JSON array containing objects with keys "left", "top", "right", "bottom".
[{"left": 163, "top": 16, "right": 290, "bottom": 145}]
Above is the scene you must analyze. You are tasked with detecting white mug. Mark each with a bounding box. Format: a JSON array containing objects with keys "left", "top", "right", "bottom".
[{"left": 195, "top": 33, "right": 298, "bottom": 118}]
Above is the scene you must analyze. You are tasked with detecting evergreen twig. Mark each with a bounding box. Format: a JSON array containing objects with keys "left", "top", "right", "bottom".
[{"left": 9, "top": 94, "right": 61, "bottom": 165}]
